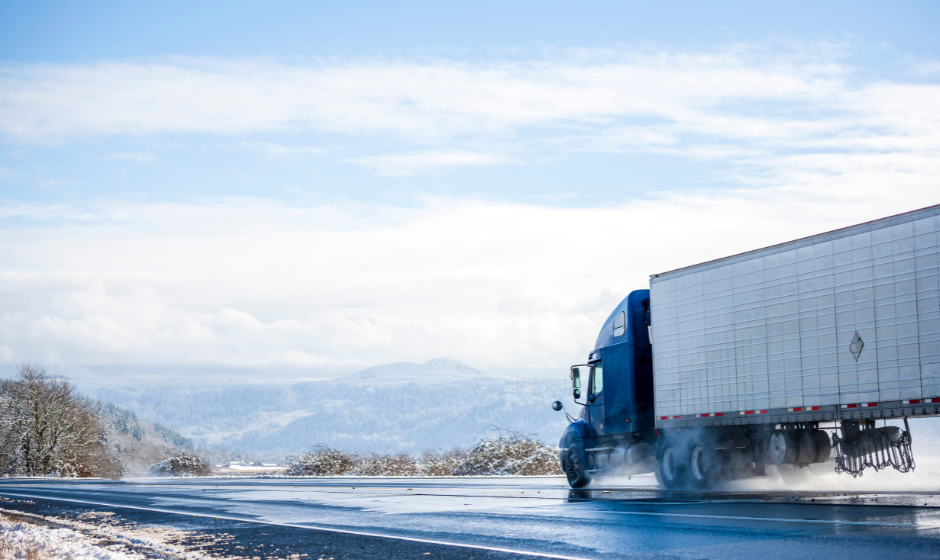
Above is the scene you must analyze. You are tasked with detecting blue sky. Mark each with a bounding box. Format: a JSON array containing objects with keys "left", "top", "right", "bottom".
[
  {"left": 0, "top": 2, "right": 938, "bottom": 375},
  {"left": 3, "top": 1, "right": 939, "bottom": 62},
  {"left": 2, "top": 0, "right": 938, "bottom": 206}
]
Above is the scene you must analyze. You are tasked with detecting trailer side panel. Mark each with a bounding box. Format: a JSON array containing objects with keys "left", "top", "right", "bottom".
[{"left": 651, "top": 205, "right": 940, "bottom": 427}]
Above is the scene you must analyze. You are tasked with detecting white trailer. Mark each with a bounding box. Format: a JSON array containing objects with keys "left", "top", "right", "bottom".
[{"left": 650, "top": 204, "right": 940, "bottom": 427}]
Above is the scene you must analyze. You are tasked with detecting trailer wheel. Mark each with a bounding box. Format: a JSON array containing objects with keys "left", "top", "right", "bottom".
[
  {"left": 687, "top": 439, "right": 717, "bottom": 488},
  {"left": 565, "top": 444, "right": 591, "bottom": 488},
  {"left": 655, "top": 442, "right": 686, "bottom": 489}
]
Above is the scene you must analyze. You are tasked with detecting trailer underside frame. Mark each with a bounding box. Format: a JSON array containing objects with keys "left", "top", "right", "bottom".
[{"left": 656, "top": 401, "right": 940, "bottom": 429}]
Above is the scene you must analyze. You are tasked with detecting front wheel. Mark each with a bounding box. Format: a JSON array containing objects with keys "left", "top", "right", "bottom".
[
  {"left": 565, "top": 445, "right": 591, "bottom": 488},
  {"left": 655, "top": 441, "right": 686, "bottom": 489}
]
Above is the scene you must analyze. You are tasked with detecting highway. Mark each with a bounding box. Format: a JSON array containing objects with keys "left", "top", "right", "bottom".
[{"left": 3, "top": 474, "right": 940, "bottom": 559}]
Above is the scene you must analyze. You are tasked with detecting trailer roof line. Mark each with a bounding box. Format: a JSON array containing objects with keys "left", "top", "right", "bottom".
[{"left": 650, "top": 202, "right": 940, "bottom": 282}]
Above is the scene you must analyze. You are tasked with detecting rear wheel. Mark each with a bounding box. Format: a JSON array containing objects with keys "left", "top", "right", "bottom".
[
  {"left": 655, "top": 442, "right": 686, "bottom": 489},
  {"left": 687, "top": 439, "right": 718, "bottom": 488},
  {"left": 565, "top": 445, "right": 591, "bottom": 488}
]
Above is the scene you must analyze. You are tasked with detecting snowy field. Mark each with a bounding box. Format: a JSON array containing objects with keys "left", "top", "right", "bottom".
[
  {"left": 0, "top": 512, "right": 134, "bottom": 559},
  {"left": 0, "top": 507, "right": 243, "bottom": 560}
]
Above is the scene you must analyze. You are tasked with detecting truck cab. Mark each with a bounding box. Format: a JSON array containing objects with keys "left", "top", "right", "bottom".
[{"left": 556, "top": 290, "right": 656, "bottom": 486}]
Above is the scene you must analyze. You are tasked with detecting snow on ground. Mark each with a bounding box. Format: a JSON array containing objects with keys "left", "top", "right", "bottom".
[
  {"left": 0, "top": 512, "right": 138, "bottom": 560},
  {"left": 0, "top": 507, "right": 240, "bottom": 560}
]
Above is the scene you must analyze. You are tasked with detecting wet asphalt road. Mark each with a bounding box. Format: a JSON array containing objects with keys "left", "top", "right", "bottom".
[{"left": 2, "top": 475, "right": 940, "bottom": 559}]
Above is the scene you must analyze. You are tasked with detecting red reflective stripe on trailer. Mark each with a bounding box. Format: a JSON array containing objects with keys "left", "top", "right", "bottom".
[
  {"left": 843, "top": 404, "right": 858, "bottom": 409},
  {"left": 715, "top": 412, "right": 723, "bottom": 417},
  {"left": 905, "top": 399, "right": 920, "bottom": 404},
  {"left": 790, "top": 407, "right": 802, "bottom": 412},
  {"left": 808, "top": 406, "right": 820, "bottom": 411},
  {"left": 863, "top": 402, "right": 878, "bottom": 408},
  {"left": 745, "top": 410, "right": 754, "bottom": 415},
  {"left": 659, "top": 416, "right": 668, "bottom": 420}
]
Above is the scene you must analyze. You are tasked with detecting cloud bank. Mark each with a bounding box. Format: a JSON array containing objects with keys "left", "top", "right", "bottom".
[
  {"left": 1, "top": 45, "right": 937, "bottom": 177},
  {"left": 0, "top": 43, "right": 938, "bottom": 373},
  {"left": 1, "top": 184, "right": 936, "bottom": 373}
]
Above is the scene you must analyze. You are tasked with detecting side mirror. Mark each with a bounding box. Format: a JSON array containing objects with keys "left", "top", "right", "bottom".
[
  {"left": 573, "top": 388, "right": 581, "bottom": 399},
  {"left": 552, "top": 400, "right": 563, "bottom": 412}
]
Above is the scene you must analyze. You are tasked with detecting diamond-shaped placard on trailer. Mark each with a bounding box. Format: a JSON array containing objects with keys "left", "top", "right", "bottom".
[{"left": 849, "top": 331, "right": 865, "bottom": 361}]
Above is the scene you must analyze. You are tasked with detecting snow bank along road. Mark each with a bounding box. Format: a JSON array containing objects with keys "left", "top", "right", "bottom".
[{"left": 3, "top": 476, "right": 940, "bottom": 559}]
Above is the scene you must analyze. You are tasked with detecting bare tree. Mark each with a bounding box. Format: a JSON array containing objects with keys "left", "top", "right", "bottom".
[
  {"left": 0, "top": 364, "right": 119, "bottom": 477},
  {"left": 0, "top": 387, "right": 23, "bottom": 475}
]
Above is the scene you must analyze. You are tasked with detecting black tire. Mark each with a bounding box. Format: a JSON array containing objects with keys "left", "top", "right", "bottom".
[
  {"left": 687, "top": 438, "right": 718, "bottom": 489},
  {"left": 565, "top": 444, "right": 591, "bottom": 488},
  {"left": 655, "top": 441, "right": 686, "bottom": 489}
]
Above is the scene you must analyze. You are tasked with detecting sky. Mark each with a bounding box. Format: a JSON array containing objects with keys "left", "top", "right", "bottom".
[{"left": 0, "top": 1, "right": 939, "bottom": 378}]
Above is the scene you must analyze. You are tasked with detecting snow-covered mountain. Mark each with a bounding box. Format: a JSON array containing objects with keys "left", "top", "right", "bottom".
[
  {"left": 77, "top": 359, "right": 574, "bottom": 457},
  {"left": 349, "top": 358, "right": 496, "bottom": 383}
]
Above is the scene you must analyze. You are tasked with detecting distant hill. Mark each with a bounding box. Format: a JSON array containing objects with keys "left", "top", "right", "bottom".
[
  {"left": 89, "top": 399, "right": 195, "bottom": 476},
  {"left": 79, "top": 359, "right": 573, "bottom": 458},
  {"left": 349, "top": 358, "right": 497, "bottom": 383}
]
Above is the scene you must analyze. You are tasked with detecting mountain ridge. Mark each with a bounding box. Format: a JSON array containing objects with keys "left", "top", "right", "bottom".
[{"left": 76, "top": 358, "right": 571, "bottom": 458}]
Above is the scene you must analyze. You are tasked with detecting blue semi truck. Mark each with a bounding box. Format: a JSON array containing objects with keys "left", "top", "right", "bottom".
[{"left": 553, "top": 204, "right": 939, "bottom": 488}]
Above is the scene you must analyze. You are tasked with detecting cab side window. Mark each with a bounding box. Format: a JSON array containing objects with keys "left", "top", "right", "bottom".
[
  {"left": 590, "top": 365, "right": 603, "bottom": 395},
  {"left": 613, "top": 311, "right": 625, "bottom": 337}
]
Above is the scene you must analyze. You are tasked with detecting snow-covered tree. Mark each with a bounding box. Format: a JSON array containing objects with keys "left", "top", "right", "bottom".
[
  {"left": 0, "top": 364, "right": 119, "bottom": 477},
  {"left": 0, "top": 390, "right": 23, "bottom": 475}
]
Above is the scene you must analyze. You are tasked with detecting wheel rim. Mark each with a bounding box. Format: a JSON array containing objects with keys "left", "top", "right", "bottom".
[
  {"left": 662, "top": 448, "right": 677, "bottom": 481},
  {"left": 690, "top": 447, "right": 705, "bottom": 481},
  {"left": 566, "top": 451, "right": 582, "bottom": 482}
]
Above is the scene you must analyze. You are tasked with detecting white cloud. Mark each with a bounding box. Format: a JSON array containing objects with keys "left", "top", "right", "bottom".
[
  {"left": 0, "top": 47, "right": 936, "bottom": 174},
  {"left": 0, "top": 177, "right": 936, "bottom": 372},
  {"left": 0, "top": 43, "right": 938, "bottom": 372},
  {"left": 349, "top": 151, "right": 513, "bottom": 176},
  {"left": 242, "top": 142, "right": 330, "bottom": 158}
]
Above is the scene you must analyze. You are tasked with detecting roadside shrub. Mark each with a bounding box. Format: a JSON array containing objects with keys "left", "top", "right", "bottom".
[
  {"left": 284, "top": 445, "right": 357, "bottom": 476},
  {"left": 285, "top": 429, "right": 560, "bottom": 477},
  {"left": 420, "top": 449, "right": 467, "bottom": 476},
  {"left": 452, "top": 429, "right": 562, "bottom": 476},
  {"left": 148, "top": 454, "right": 211, "bottom": 477},
  {"left": 351, "top": 453, "right": 421, "bottom": 476}
]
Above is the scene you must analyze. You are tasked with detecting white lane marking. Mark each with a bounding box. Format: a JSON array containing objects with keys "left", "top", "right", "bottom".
[
  {"left": 0, "top": 491, "right": 591, "bottom": 560},
  {"left": 606, "top": 509, "right": 940, "bottom": 529}
]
